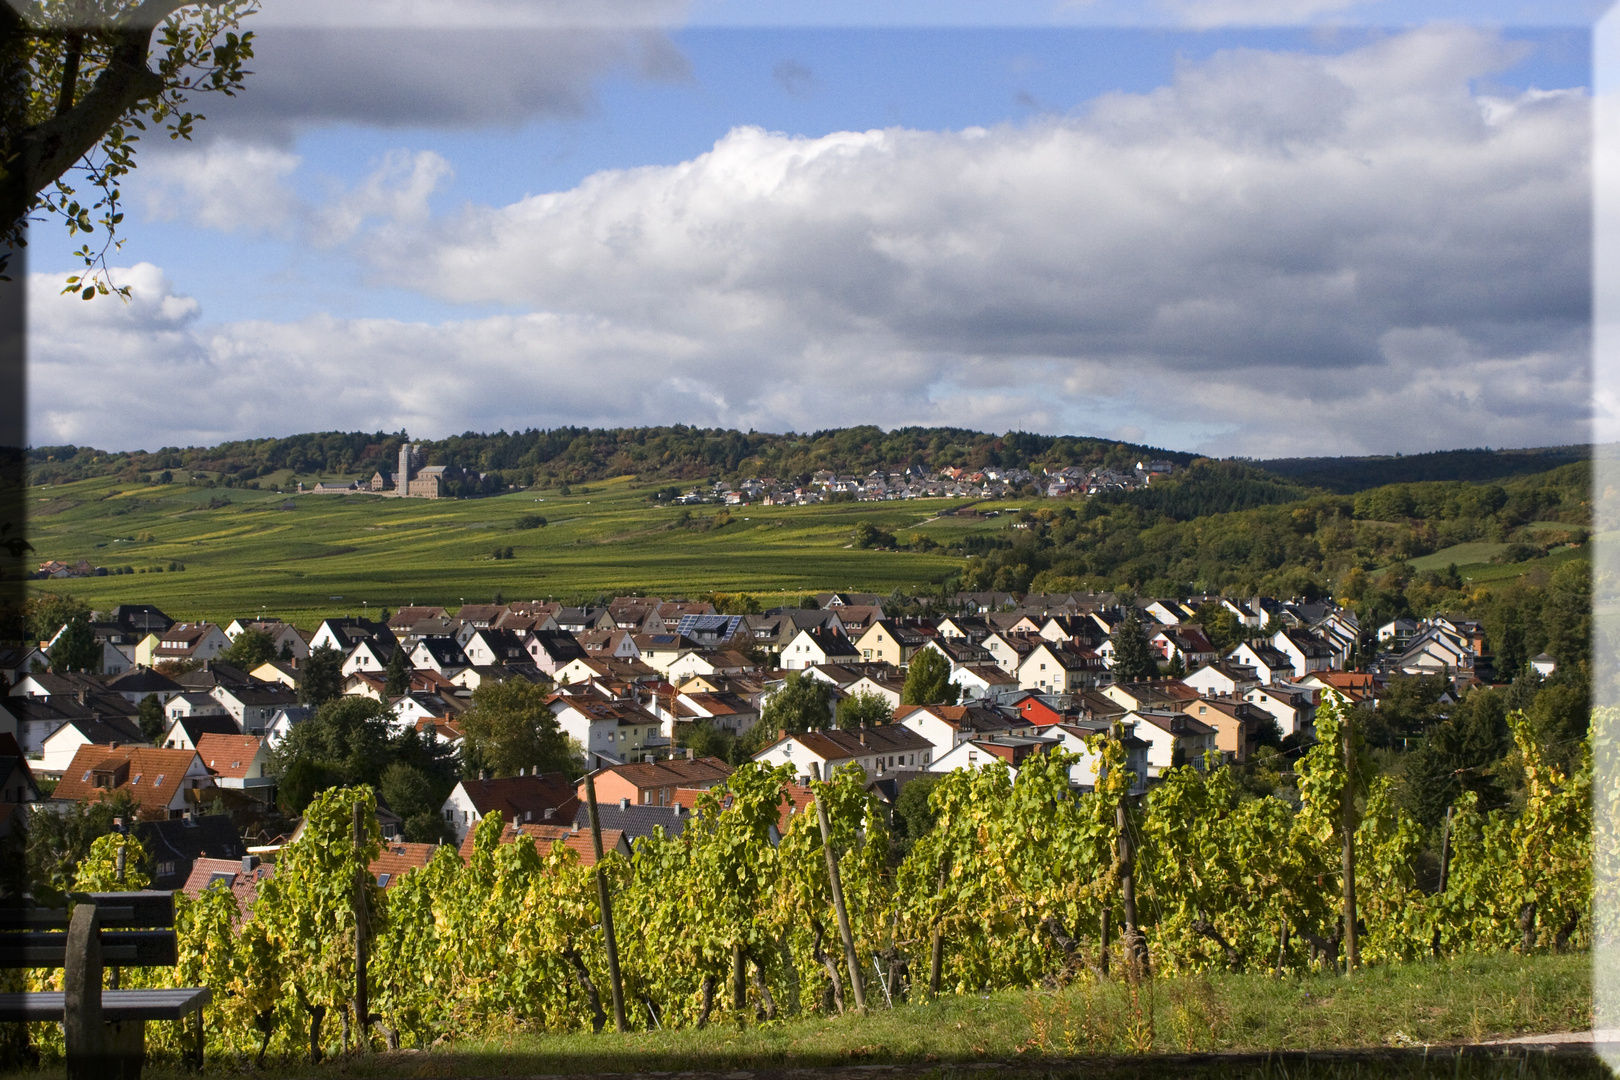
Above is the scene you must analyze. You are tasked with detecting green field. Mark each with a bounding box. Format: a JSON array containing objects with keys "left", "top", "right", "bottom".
[{"left": 18, "top": 475, "right": 1008, "bottom": 627}]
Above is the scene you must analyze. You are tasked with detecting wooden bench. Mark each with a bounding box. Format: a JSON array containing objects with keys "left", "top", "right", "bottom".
[{"left": 0, "top": 891, "right": 209, "bottom": 1080}]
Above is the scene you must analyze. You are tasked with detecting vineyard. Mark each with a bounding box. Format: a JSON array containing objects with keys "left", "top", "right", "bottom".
[{"left": 10, "top": 698, "right": 1598, "bottom": 1067}]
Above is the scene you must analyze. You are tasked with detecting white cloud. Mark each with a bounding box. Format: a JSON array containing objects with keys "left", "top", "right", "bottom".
[
  {"left": 30, "top": 27, "right": 1594, "bottom": 457},
  {"left": 140, "top": 143, "right": 304, "bottom": 237}
]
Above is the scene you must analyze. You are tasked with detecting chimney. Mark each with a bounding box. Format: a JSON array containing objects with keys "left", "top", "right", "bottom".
[
  {"left": 543, "top": 807, "right": 555, "bottom": 821},
  {"left": 857, "top": 731, "right": 866, "bottom": 746},
  {"left": 518, "top": 766, "right": 525, "bottom": 776},
  {"left": 77, "top": 688, "right": 87, "bottom": 705},
  {"left": 108, "top": 741, "right": 119, "bottom": 750},
  {"left": 619, "top": 797, "right": 630, "bottom": 810},
  {"left": 685, "top": 747, "right": 694, "bottom": 760},
  {"left": 242, "top": 855, "right": 259, "bottom": 874}
]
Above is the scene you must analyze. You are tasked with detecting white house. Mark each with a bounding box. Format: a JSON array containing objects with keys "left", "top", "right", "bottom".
[
  {"left": 552, "top": 697, "right": 664, "bottom": 769},
  {"left": 1243, "top": 684, "right": 1317, "bottom": 737},
  {"left": 1183, "top": 661, "right": 1261, "bottom": 699},
  {"left": 753, "top": 725, "right": 934, "bottom": 787},
  {"left": 1226, "top": 641, "right": 1294, "bottom": 685},
  {"left": 210, "top": 684, "right": 299, "bottom": 736},
  {"left": 1125, "top": 710, "right": 1219, "bottom": 778},
  {"left": 781, "top": 628, "right": 860, "bottom": 670}
]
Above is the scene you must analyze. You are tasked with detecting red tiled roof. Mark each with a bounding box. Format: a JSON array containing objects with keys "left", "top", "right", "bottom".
[
  {"left": 195, "top": 733, "right": 264, "bottom": 779},
  {"left": 53, "top": 744, "right": 203, "bottom": 818}
]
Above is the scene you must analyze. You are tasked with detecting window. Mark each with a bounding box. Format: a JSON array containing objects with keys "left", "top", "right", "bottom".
[
  {"left": 130, "top": 775, "right": 141, "bottom": 785},
  {"left": 154, "top": 774, "right": 165, "bottom": 786},
  {"left": 376, "top": 873, "right": 391, "bottom": 887}
]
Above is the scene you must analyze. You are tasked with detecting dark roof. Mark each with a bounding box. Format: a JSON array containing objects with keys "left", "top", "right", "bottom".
[
  {"left": 45, "top": 712, "right": 147, "bottom": 748},
  {"left": 135, "top": 815, "right": 246, "bottom": 890},
  {"left": 109, "top": 605, "right": 175, "bottom": 633},
  {"left": 105, "top": 667, "right": 186, "bottom": 696},
  {"left": 594, "top": 756, "right": 733, "bottom": 789},
  {"left": 166, "top": 714, "right": 243, "bottom": 743},
  {"left": 788, "top": 725, "right": 932, "bottom": 760},
  {"left": 173, "top": 660, "right": 257, "bottom": 691},
  {"left": 459, "top": 772, "right": 581, "bottom": 822},
  {"left": 572, "top": 800, "right": 690, "bottom": 841}
]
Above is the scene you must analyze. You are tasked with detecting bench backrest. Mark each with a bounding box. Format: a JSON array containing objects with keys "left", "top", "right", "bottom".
[{"left": 0, "top": 891, "right": 178, "bottom": 969}]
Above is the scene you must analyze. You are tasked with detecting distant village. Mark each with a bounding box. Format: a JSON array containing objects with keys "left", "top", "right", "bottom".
[
  {"left": 291, "top": 443, "right": 1178, "bottom": 506},
  {"left": 0, "top": 584, "right": 1531, "bottom": 901}
]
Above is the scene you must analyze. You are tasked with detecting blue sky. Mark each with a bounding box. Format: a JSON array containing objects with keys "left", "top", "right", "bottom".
[{"left": 27, "top": 9, "right": 1602, "bottom": 456}]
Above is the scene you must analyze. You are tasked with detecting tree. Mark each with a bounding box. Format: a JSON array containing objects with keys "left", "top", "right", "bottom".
[
  {"left": 296, "top": 644, "right": 343, "bottom": 709},
  {"left": 901, "top": 648, "right": 958, "bottom": 706},
  {"left": 890, "top": 773, "right": 941, "bottom": 858},
  {"left": 48, "top": 615, "right": 99, "bottom": 672},
  {"left": 270, "top": 695, "right": 456, "bottom": 814},
  {"left": 1110, "top": 610, "right": 1159, "bottom": 682},
  {"left": 380, "top": 761, "right": 454, "bottom": 844},
  {"left": 136, "top": 691, "right": 164, "bottom": 741},
  {"left": 222, "top": 627, "right": 277, "bottom": 670},
  {"left": 759, "top": 673, "right": 834, "bottom": 736},
  {"left": 25, "top": 788, "right": 141, "bottom": 903},
  {"left": 1193, "top": 602, "right": 1244, "bottom": 654},
  {"left": 457, "top": 677, "right": 571, "bottom": 779},
  {"left": 26, "top": 590, "right": 91, "bottom": 642},
  {"left": 2, "top": 0, "right": 258, "bottom": 293},
  {"left": 678, "top": 719, "right": 738, "bottom": 765},
  {"left": 384, "top": 643, "right": 411, "bottom": 698},
  {"left": 836, "top": 690, "right": 894, "bottom": 729}
]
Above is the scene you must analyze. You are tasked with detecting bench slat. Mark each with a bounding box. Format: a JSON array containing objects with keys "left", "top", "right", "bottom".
[
  {"left": 0, "top": 891, "right": 175, "bottom": 930},
  {"left": 0, "top": 931, "right": 178, "bottom": 968},
  {"left": 0, "top": 988, "right": 211, "bottom": 1022}
]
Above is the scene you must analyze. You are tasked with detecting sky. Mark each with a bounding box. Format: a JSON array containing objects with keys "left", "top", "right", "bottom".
[{"left": 23, "top": 0, "right": 1606, "bottom": 458}]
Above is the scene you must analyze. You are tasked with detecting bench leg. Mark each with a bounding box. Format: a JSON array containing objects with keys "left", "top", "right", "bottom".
[{"left": 194, "top": 1004, "right": 205, "bottom": 1070}]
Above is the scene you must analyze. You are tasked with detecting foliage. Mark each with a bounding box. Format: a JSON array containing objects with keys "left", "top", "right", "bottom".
[
  {"left": 761, "top": 673, "right": 834, "bottom": 736},
  {"left": 269, "top": 696, "right": 456, "bottom": 815},
  {"left": 836, "top": 690, "right": 895, "bottom": 729},
  {"left": 72, "top": 829, "right": 151, "bottom": 891},
  {"left": 222, "top": 627, "right": 278, "bottom": 670},
  {"left": 901, "top": 648, "right": 959, "bottom": 706},
  {"left": 137, "top": 692, "right": 165, "bottom": 741},
  {"left": 26, "top": 590, "right": 90, "bottom": 641},
  {"left": 383, "top": 643, "right": 411, "bottom": 698},
  {"left": 47, "top": 615, "right": 98, "bottom": 672},
  {"left": 1110, "top": 612, "right": 1159, "bottom": 682},
  {"left": 456, "top": 677, "right": 572, "bottom": 780},
  {"left": 296, "top": 644, "right": 343, "bottom": 708},
  {"left": 24, "top": 789, "right": 141, "bottom": 903}
]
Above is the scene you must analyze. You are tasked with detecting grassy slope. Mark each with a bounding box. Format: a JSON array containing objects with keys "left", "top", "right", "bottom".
[
  {"left": 21, "top": 475, "right": 1006, "bottom": 626},
  {"left": 19, "top": 952, "right": 1591, "bottom": 1079}
]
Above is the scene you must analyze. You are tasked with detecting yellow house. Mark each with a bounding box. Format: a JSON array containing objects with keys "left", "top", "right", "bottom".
[{"left": 853, "top": 620, "right": 930, "bottom": 666}]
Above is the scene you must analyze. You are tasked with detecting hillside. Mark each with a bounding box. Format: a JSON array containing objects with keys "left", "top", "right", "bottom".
[{"left": 1254, "top": 445, "right": 1589, "bottom": 493}]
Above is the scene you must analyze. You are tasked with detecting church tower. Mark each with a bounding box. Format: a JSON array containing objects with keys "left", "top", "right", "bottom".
[{"left": 397, "top": 442, "right": 412, "bottom": 495}]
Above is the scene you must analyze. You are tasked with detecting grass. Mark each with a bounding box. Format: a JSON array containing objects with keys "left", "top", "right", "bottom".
[
  {"left": 16, "top": 474, "right": 1007, "bottom": 627},
  {"left": 1, "top": 952, "right": 1595, "bottom": 1080}
]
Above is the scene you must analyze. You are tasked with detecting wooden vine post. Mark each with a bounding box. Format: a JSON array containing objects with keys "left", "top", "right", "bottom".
[
  {"left": 353, "top": 801, "right": 370, "bottom": 1044},
  {"left": 1438, "top": 805, "right": 1453, "bottom": 893},
  {"left": 927, "top": 853, "right": 950, "bottom": 997},
  {"left": 814, "top": 788, "right": 867, "bottom": 1011},
  {"left": 1116, "top": 801, "right": 1145, "bottom": 978},
  {"left": 585, "top": 770, "right": 628, "bottom": 1032},
  {"left": 1341, "top": 711, "right": 1358, "bottom": 974}
]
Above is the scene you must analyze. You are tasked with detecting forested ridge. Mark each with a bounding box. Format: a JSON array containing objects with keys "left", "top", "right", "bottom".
[{"left": 25, "top": 426, "right": 1193, "bottom": 489}]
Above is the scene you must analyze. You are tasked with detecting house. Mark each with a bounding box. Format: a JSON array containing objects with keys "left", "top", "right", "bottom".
[
  {"left": 1042, "top": 724, "right": 1150, "bottom": 793},
  {"left": 309, "top": 617, "right": 392, "bottom": 654},
  {"left": 462, "top": 628, "right": 533, "bottom": 668},
  {"left": 264, "top": 706, "right": 313, "bottom": 748},
  {"left": 673, "top": 614, "right": 747, "bottom": 647},
  {"left": 928, "top": 735, "right": 1059, "bottom": 777},
  {"left": 1017, "top": 641, "right": 1105, "bottom": 693},
  {"left": 552, "top": 697, "right": 666, "bottom": 768},
  {"left": 458, "top": 819, "right": 630, "bottom": 867},
  {"left": 949, "top": 663, "right": 1019, "bottom": 701},
  {"left": 1226, "top": 641, "right": 1295, "bottom": 685},
  {"left": 105, "top": 604, "right": 175, "bottom": 638},
  {"left": 982, "top": 631, "right": 1041, "bottom": 674},
  {"left": 224, "top": 619, "right": 310, "bottom": 659},
  {"left": 1184, "top": 698, "right": 1274, "bottom": 763},
  {"left": 1182, "top": 661, "right": 1261, "bottom": 699},
  {"left": 388, "top": 606, "right": 452, "bottom": 633},
  {"left": 182, "top": 854, "right": 276, "bottom": 917},
  {"left": 1125, "top": 710, "right": 1218, "bottom": 777},
  {"left": 664, "top": 650, "right": 757, "bottom": 684},
  {"left": 161, "top": 712, "right": 242, "bottom": 750},
  {"left": 669, "top": 691, "right": 759, "bottom": 738},
  {"left": 752, "top": 725, "right": 935, "bottom": 786},
  {"left": 250, "top": 660, "right": 301, "bottom": 688},
  {"left": 441, "top": 772, "right": 582, "bottom": 843},
  {"left": 1531, "top": 653, "right": 1558, "bottom": 678},
  {"left": 1270, "top": 629, "right": 1335, "bottom": 680},
  {"left": 583, "top": 755, "right": 734, "bottom": 807},
  {"left": 782, "top": 627, "right": 860, "bottom": 670},
  {"left": 409, "top": 636, "right": 471, "bottom": 675},
  {"left": 341, "top": 636, "right": 398, "bottom": 677},
  {"left": 5, "top": 690, "right": 140, "bottom": 759},
  {"left": 631, "top": 633, "right": 700, "bottom": 674},
  {"left": 52, "top": 744, "right": 214, "bottom": 819},
  {"left": 553, "top": 656, "right": 661, "bottom": 687},
  {"left": 171, "top": 659, "right": 258, "bottom": 693},
  {"left": 104, "top": 666, "right": 185, "bottom": 705},
  {"left": 134, "top": 622, "right": 230, "bottom": 666},
  {"left": 1102, "top": 680, "right": 1198, "bottom": 714},
  {"left": 39, "top": 714, "right": 149, "bottom": 773},
  {"left": 0, "top": 645, "right": 49, "bottom": 685},
  {"left": 195, "top": 733, "right": 274, "bottom": 799},
  {"left": 369, "top": 842, "right": 441, "bottom": 887},
  {"left": 210, "top": 684, "right": 300, "bottom": 736},
  {"left": 895, "top": 703, "right": 1032, "bottom": 761},
  {"left": 516, "top": 629, "right": 584, "bottom": 675},
  {"left": 853, "top": 620, "right": 931, "bottom": 666},
  {"left": 1149, "top": 626, "right": 1219, "bottom": 669},
  {"left": 574, "top": 629, "right": 642, "bottom": 660},
  {"left": 570, "top": 800, "right": 690, "bottom": 843},
  {"left": 1243, "top": 684, "right": 1317, "bottom": 737},
  {"left": 0, "top": 733, "right": 43, "bottom": 836},
  {"left": 139, "top": 815, "right": 247, "bottom": 890}
]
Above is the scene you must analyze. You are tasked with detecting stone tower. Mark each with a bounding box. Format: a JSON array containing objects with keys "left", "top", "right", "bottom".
[{"left": 397, "top": 442, "right": 412, "bottom": 495}]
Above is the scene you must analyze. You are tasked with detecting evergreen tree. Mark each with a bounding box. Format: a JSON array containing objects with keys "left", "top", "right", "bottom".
[
  {"left": 137, "top": 694, "right": 166, "bottom": 742},
  {"left": 901, "top": 648, "right": 959, "bottom": 706},
  {"left": 296, "top": 645, "right": 344, "bottom": 709},
  {"left": 384, "top": 644, "right": 412, "bottom": 698},
  {"left": 1110, "top": 611, "right": 1160, "bottom": 682},
  {"left": 48, "top": 617, "right": 100, "bottom": 674}
]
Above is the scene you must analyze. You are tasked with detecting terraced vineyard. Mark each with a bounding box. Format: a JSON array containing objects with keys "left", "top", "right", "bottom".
[{"left": 20, "top": 474, "right": 1002, "bottom": 625}]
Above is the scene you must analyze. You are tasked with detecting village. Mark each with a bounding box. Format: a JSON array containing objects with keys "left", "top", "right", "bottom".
[{"left": 0, "top": 584, "right": 1523, "bottom": 910}]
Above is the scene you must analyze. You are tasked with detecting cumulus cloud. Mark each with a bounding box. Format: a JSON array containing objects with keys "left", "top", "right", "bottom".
[
  {"left": 139, "top": 142, "right": 304, "bottom": 236},
  {"left": 30, "top": 27, "right": 1594, "bottom": 457}
]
